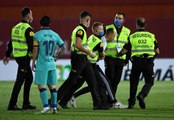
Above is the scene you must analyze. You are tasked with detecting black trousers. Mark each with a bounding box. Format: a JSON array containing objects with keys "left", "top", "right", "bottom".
[
  {"left": 9, "top": 56, "right": 33, "bottom": 106},
  {"left": 58, "top": 75, "right": 85, "bottom": 105},
  {"left": 91, "top": 64, "right": 109, "bottom": 106},
  {"left": 59, "top": 63, "right": 115, "bottom": 106},
  {"left": 57, "top": 53, "right": 102, "bottom": 107},
  {"left": 128, "top": 57, "right": 154, "bottom": 105},
  {"left": 104, "top": 56, "right": 124, "bottom": 101},
  {"left": 74, "top": 86, "right": 90, "bottom": 98}
]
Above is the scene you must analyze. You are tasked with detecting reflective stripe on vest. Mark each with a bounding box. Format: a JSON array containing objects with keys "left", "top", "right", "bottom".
[
  {"left": 71, "top": 25, "right": 87, "bottom": 54},
  {"left": 105, "top": 42, "right": 117, "bottom": 58},
  {"left": 88, "top": 52, "right": 100, "bottom": 63},
  {"left": 13, "top": 48, "right": 28, "bottom": 51},
  {"left": 105, "top": 24, "right": 130, "bottom": 59},
  {"left": 87, "top": 35, "right": 101, "bottom": 63},
  {"left": 130, "top": 31, "right": 156, "bottom": 57},
  {"left": 12, "top": 39, "right": 27, "bottom": 44},
  {"left": 132, "top": 49, "right": 154, "bottom": 52},
  {"left": 11, "top": 22, "right": 32, "bottom": 57}
]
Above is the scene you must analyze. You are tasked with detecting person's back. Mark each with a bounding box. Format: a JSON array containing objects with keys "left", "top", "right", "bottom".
[
  {"left": 34, "top": 29, "right": 63, "bottom": 70},
  {"left": 130, "top": 31, "right": 156, "bottom": 57},
  {"left": 32, "top": 16, "right": 64, "bottom": 114},
  {"left": 117, "top": 17, "right": 160, "bottom": 109}
]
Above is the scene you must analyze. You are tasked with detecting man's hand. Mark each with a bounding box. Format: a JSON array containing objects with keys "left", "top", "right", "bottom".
[
  {"left": 89, "top": 52, "right": 96, "bottom": 58},
  {"left": 99, "top": 52, "right": 105, "bottom": 59},
  {"left": 117, "top": 48, "right": 128, "bottom": 57},
  {"left": 3, "top": 57, "right": 10, "bottom": 65},
  {"left": 31, "top": 61, "right": 35, "bottom": 71},
  {"left": 53, "top": 45, "right": 65, "bottom": 60}
]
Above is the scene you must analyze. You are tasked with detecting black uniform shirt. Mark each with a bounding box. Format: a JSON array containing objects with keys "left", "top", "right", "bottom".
[{"left": 115, "top": 25, "right": 123, "bottom": 37}]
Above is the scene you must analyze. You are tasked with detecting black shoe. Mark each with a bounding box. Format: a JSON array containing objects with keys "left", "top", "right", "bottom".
[
  {"left": 137, "top": 95, "right": 146, "bottom": 109},
  {"left": 7, "top": 105, "right": 22, "bottom": 111},
  {"left": 104, "top": 105, "right": 111, "bottom": 110},
  {"left": 127, "top": 105, "right": 134, "bottom": 109},
  {"left": 107, "top": 103, "right": 113, "bottom": 108},
  {"left": 93, "top": 105, "right": 108, "bottom": 110},
  {"left": 22, "top": 104, "right": 36, "bottom": 110},
  {"left": 58, "top": 103, "right": 69, "bottom": 109}
]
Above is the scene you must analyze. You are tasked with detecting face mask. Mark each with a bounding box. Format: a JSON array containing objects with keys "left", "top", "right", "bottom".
[
  {"left": 99, "top": 30, "right": 104, "bottom": 37},
  {"left": 114, "top": 19, "right": 122, "bottom": 26},
  {"left": 86, "top": 23, "right": 90, "bottom": 28},
  {"left": 29, "top": 18, "right": 33, "bottom": 23}
]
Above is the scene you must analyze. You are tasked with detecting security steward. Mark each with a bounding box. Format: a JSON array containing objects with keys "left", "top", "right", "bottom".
[
  {"left": 87, "top": 22, "right": 116, "bottom": 107},
  {"left": 56, "top": 22, "right": 115, "bottom": 109},
  {"left": 56, "top": 11, "right": 104, "bottom": 110},
  {"left": 3, "top": 7, "right": 36, "bottom": 110},
  {"left": 104, "top": 13, "right": 131, "bottom": 104},
  {"left": 118, "top": 17, "right": 160, "bottom": 109}
]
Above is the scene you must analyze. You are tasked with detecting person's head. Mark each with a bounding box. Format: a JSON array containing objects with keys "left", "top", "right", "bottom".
[
  {"left": 79, "top": 11, "right": 92, "bottom": 28},
  {"left": 114, "top": 13, "right": 125, "bottom": 27},
  {"left": 40, "top": 16, "right": 51, "bottom": 27},
  {"left": 136, "top": 17, "right": 146, "bottom": 29},
  {"left": 21, "top": 7, "right": 33, "bottom": 23},
  {"left": 105, "top": 28, "right": 116, "bottom": 42},
  {"left": 92, "top": 22, "right": 104, "bottom": 37}
]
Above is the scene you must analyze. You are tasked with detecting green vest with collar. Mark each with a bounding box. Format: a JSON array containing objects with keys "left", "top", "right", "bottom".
[
  {"left": 71, "top": 25, "right": 87, "bottom": 54},
  {"left": 87, "top": 34, "right": 101, "bottom": 63},
  {"left": 130, "top": 31, "right": 156, "bottom": 57},
  {"left": 11, "top": 22, "right": 32, "bottom": 57},
  {"left": 105, "top": 24, "right": 130, "bottom": 59}
]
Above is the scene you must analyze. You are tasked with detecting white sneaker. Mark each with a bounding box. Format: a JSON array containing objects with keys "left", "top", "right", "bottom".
[
  {"left": 52, "top": 107, "right": 58, "bottom": 114},
  {"left": 35, "top": 107, "right": 50, "bottom": 114},
  {"left": 69, "top": 95, "right": 77, "bottom": 108},
  {"left": 113, "top": 102, "right": 128, "bottom": 109}
]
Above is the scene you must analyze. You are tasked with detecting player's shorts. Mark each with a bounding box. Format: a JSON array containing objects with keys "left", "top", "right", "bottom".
[{"left": 34, "top": 69, "right": 58, "bottom": 85}]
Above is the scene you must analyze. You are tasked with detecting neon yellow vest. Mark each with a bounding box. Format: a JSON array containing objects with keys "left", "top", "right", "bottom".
[
  {"left": 130, "top": 31, "right": 156, "bottom": 57},
  {"left": 105, "top": 42, "right": 117, "bottom": 58},
  {"left": 87, "top": 35, "right": 101, "bottom": 63},
  {"left": 105, "top": 24, "right": 130, "bottom": 59},
  {"left": 11, "top": 22, "right": 32, "bottom": 57},
  {"left": 71, "top": 25, "right": 87, "bottom": 54}
]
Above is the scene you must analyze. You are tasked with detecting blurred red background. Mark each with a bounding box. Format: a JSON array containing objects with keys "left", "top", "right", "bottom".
[{"left": 0, "top": 0, "right": 174, "bottom": 58}]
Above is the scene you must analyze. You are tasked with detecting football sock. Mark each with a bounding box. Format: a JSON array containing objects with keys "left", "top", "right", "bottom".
[
  {"left": 50, "top": 88, "right": 57, "bottom": 108},
  {"left": 39, "top": 88, "right": 49, "bottom": 107}
]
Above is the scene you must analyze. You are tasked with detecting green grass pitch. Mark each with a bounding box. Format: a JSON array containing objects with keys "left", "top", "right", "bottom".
[{"left": 0, "top": 81, "right": 174, "bottom": 120}]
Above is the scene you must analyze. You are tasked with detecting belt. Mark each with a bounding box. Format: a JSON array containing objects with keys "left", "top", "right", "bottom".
[
  {"left": 133, "top": 54, "right": 154, "bottom": 59},
  {"left": 105, "top": 56, "right": 125, "bottom": 61},
  {"left": 71, "top": 51, "right": 86, "bottom": 55}
]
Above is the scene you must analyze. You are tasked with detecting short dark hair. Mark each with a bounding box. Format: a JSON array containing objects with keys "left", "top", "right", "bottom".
[
  {"left": 79, "top": 11, "right": 92, "bottom": 19},
  {"left": 21, "top": 7, "right": 31, "bottom": 17},
  {"left": 105, "top": 28, "right": 114, "bottom": 36},
  {"left": 92, "top": 22, "right": 103, "bottom": 31},
  {"left": 40, "top": 16, "right": 51, "bottom": 27},
  {"left": 117, "top": 13, "right": 125, "bottom": 18},
  {"left": 136, "top": 17, "right": 146, "bottom": 27}
]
